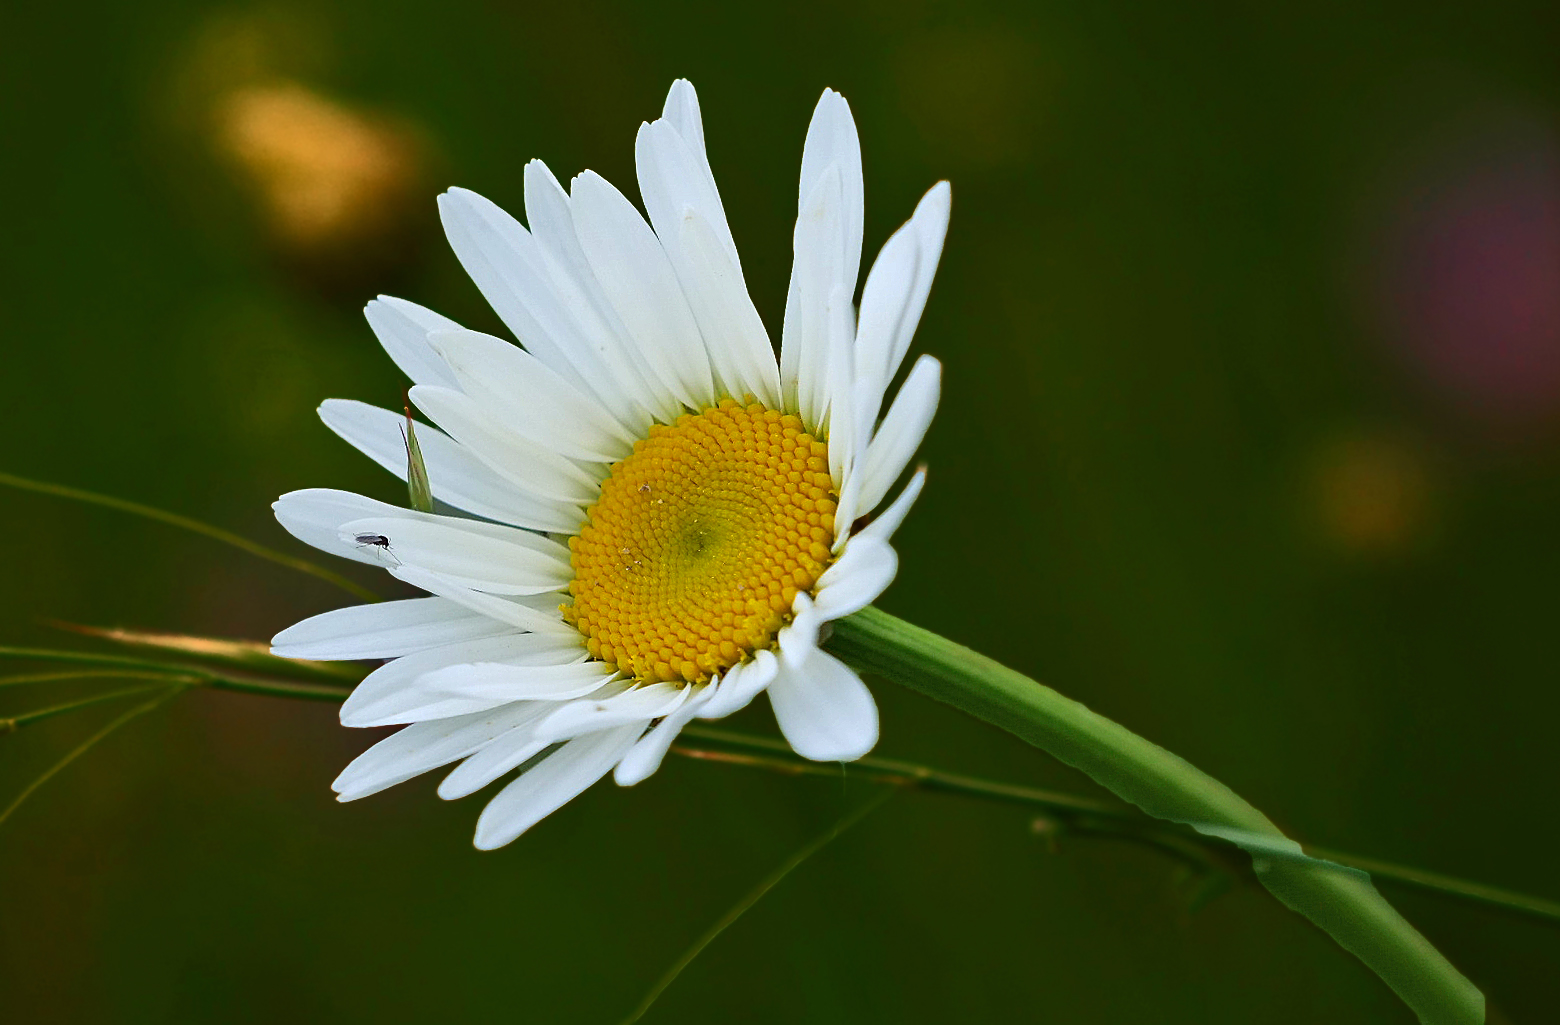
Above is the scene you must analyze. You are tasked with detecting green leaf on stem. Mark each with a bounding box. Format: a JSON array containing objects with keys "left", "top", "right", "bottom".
[{"left": 402, "top": 407, "right": 434, "bottom": 513}]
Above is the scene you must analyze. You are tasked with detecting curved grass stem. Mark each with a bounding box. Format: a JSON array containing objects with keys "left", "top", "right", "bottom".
[
  {"left": 619, "top": 785, "right": 897, "bottom": 1024},
  {"left": 8, "top": 638, "right": 1549, "bottom": 945},
  {"left": 0, "top": 685, "right": 184, "bottom": 829},
  {"left": 677, "top": 724, "right": 1560, "bottom": 928},
  {"left": 0, "top": 647, "right": 354, "bottom": 703},
  {"left": 2, "top": 681, "right": 198, "bottom": 732},
  {"left": 0, "top": 470, "right": 378, "bottom": 602}
]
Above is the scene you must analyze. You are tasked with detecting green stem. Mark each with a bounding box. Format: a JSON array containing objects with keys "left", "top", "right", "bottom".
[
  {"left": 193, "top": 673, "right": 354, "bottom": 703},
  {"left": 679, "top": 725, "right": 1560, "bottom": 928},
  {"left": 11, "top": 640, "right": 1549, "bottom": 934},
  {"left": 0, "top": 648, "right": 355, "bottom": 703},
  {"left": 0, "top": 646, "right": 213, "bottom": 675},
  {"left": 44, "top": 623, "right": 367, "bottom": 682},
  {"left": 672, "top": 738, "right": 1237, "bottom": 884},
  {"left": 1303, "top": 849, "right": 1560, "bottom": 929},
  {"left": 828, "top": 607, "right": 1483, "bottom": 1025},
  {"left": 619, "top": 785, "right": 897, "bottom": 1024},
  {"left": 2, "top": 681, "right": 196, "bottom": 731},
  {"left": 1, "top": 669, "right": 198, "bottom": 689},
  {"left": 0, "top": 686, "right": 184, "bottom": 829}
]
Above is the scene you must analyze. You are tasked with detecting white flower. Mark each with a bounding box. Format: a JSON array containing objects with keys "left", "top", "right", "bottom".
[{"left": 271, "top": 81, "right": 950, "bottom": 849}]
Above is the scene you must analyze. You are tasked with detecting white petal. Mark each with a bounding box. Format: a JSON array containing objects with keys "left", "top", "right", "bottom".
[
  {"left": 333, "top": 703, "right": 543, "bottom": 801},
  {"left": 636, "top": 117, "right": 737, "bottom": 267},
  {"left": 271, "top": 597, "right": 510, "bottom": 661},
  {"left": 385, "top": 565, "right": 574, "bottom": 634},
  {"left": 273, "top": 488, "right": 397, "bottom": 566},
  {"left": 824, "top": 281, "right": 858, "bottom": 491},
  {"left": 426, "top": 328, "right": 634, "bottom": 463},
  {"left": 634, "top": 113, "right": 781, "bottom": 407},
  {"left": 364, "top": 296, "right": 462, "bottom": 390},
  {"left": 812, "top": 536, "right": 898, "bottom": 622},
  {"left": 778, "top": 591, "right": 822, "bottom": 671},
  {"left": 409, "top": 384, "right": 602, "bottom": 507},
  {"left": 521, "top": 161, "right": 667, "bottom": 428},
  {"left": 853, "top": 355, "right": 940, "bottom": 517},
  {"left": 436, "top": 189, "right": 581, "bottom": 380},
  {"left": 531, "top": 683, "right": 686, "bottom": 744},
  {"left": 340, "top": 631, "right": 587, "bottom": 727},
  {"left": 767, "top": 647, "right": 879, "bottom": 762},
  {"left": 797, "top": 89, "right": 863, "bottom": 297},
  {"left": 416, "top": 661, "right": 620, "bottom": 704},
  {"left": 781, "top": 93, "right": 865, "bottom": 434},
  {"left": 438, "top": 723, "right": 553, "bottom": 800},
  {"left": 661, "top": 80, "right": 713, "bottom": 202},
  {"left": 472, "top": 725, "right": 643, "bottom": 849},
  {"left": 278, "top": 489, "right": 571, "bottom": 581},
  {"left": 318, "top": 399, "right": 583, "bottom": 533},
  {"left": 440, "top": 185, "right": 660, "bottom": 430},
  {"left": 780, "top": 163, "right": 847, "bottom": 430},
  {"left": 613, "top": 683, "right": 716, "bottom": 786},
  {"left": 696, "top": 648, "right": 779, "bottom": 720},
  {"left": 897, "top": 182, "right": 952, "bottom": 368},
  {"left": 851, "top": 226, "right": 917, "bottom": 435},
  {"left": 858, "top": 467, "right": 926, "bottom": 544},
  {"left": 852, "top": 182, "right": 951, "bottom": 428},
  {"left": 338, "top": 515, "right": 570, "bottom": 596},
  {"left": 673, "top": 209, "right": 783, "bottom": 407},
  {"left": 570, "top": 170, "right": 715, "bottom": 411}
]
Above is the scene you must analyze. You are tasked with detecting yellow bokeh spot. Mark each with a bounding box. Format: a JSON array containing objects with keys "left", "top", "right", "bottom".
[
  {"left": 217, "top": 82, "right": 421, "bottom": 248},
  {"left": 564, "top": 399, "right": 837, "bottom": 684}
]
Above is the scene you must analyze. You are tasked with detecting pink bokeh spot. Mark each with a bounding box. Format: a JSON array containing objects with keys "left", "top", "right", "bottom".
[{"left": 1380, "top": 122, "right": 1560, "bottom": 427}]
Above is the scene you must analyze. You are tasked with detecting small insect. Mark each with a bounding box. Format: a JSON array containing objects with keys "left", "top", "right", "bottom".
[
  {"left": 354, "top": 533, "right": 393, "bottom": 554},
  {"left": 638, "top": 483, "right": 652, "bottom": 494}
]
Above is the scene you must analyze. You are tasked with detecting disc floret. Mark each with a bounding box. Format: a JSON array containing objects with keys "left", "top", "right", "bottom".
[{"left": 564, "top": 399, "right": 837, "bottom": 683}]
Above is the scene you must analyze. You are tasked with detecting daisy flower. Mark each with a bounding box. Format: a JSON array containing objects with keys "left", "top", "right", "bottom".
[{"left": 271, "top": 80, "right": 950, "bottom": 849}]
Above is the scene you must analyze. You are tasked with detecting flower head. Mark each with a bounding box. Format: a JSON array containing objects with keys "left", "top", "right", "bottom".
[{"left": 272, "top": 81, "right": 949, "bottom": 848}]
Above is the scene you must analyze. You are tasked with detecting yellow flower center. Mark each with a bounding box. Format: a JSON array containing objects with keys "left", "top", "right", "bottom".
[{"left": 564, "top": 399, "right": 837, "bottom": 684}]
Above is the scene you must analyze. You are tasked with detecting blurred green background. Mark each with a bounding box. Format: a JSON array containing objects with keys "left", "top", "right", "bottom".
[{"left": 4, "top": 1, "right": 1558, "bottom": 1021}]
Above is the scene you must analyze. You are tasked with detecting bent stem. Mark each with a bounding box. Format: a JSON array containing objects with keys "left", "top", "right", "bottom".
[
  {"left": 677, "top": 725, "right": 1560, "bottom": 928},
  {"left": 3, "top": 622, "right": 1499, "bottom": 1022},
  {"left": 828, "top": 606, "right": 1484, "bottom": 1025}
]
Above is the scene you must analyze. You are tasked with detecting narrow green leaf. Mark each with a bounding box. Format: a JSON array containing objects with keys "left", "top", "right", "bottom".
[{"left": 402, "top": 408, "right": 434, "bottom": 513}]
